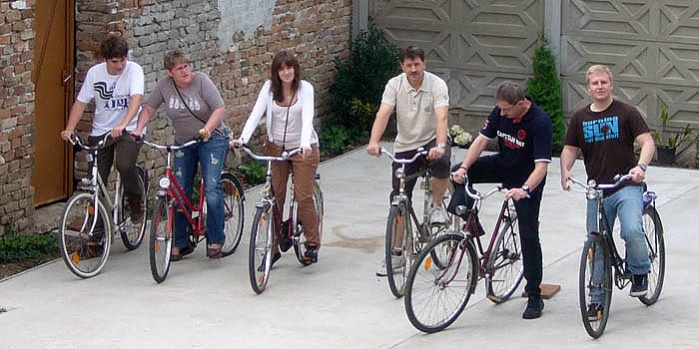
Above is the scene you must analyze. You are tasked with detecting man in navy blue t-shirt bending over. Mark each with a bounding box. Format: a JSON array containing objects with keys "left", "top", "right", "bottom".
[{"left": 449, "top": 81, "right": 553, "bottom": 320}]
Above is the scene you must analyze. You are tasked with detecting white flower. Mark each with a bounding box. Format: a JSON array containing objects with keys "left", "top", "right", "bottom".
[
  {"left": 450, "top": 125, "right": 465, "bottom": 136},
  {"left": 454, "top": 132, "right": 473, "bottom": 146}
]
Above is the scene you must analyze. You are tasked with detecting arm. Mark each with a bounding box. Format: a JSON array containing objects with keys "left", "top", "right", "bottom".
[
  {"left": 133, "top": 104, "right": 155, "bottom": 138},
  {"left": 629, "top": 132, "right": 655, "bottom": 183},
  {"left": 451, "top": 134, "right": 489, "bottom": 183},
  {"left": 201, "top": 106, "right": 226, "bottom": 142},
  {"left": 238, "top": 81, "right": 271, "bottom": 144},
  {"left": 506, "top": 161, "right": 549, "bottom": 202},
  {"left": 367, "top": 102, "right": 394, "bottom": 157},
  {"left": 61, "top": 100, "right": 87, "bottom": 140},
  {"left": 559, "top": 145, "right": 579, "bottom": 190},
  {"left": 427, "top": 105, "right": 449, "bottom": 160},
  {"left": 299, "top": 81, "right": 315, "bottom": 157},
  {"left": 112, "top": 94, "right": 143, "bottom": 138}
]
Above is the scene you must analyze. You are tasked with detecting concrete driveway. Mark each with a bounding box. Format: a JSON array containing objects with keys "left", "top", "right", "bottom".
[{"left": 2, "top": 143, "right": 698, "bottom": 348}]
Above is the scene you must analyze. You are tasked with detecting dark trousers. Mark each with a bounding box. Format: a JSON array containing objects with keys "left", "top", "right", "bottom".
[
  {"left": 88, "top": 132, "right": 142, "bottom": 200},
  {"left": 447, "top": 155, "right": 544, "bottom": 298}
]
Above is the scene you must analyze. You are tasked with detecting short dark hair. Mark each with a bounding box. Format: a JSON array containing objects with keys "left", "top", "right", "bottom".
[
  {"left": 100, "top": 35, "right": 129, "bottom": 60},
  {"left": 495, "top": 81, "right": 525, "bottom": 105},
  {"left": 399, "top": 45, "right": 425, "bottom": 63}
]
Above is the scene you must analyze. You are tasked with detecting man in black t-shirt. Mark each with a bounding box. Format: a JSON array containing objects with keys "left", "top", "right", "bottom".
[
  {"left": 560, "top": 65, "right": 654, "bottom": 312},
  {"left": 449, "top": 81, "right": 553, "bottom": 320}
]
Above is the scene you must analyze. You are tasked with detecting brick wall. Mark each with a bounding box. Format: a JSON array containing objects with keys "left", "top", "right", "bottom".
[
  {"left": 1, "top": 0, "right": 351, "bottom": 234},
  {"left": 0, "top": 0, "right": 35, "bottom": 235}
]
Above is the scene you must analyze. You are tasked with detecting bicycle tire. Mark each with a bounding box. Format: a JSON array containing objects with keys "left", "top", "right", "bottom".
[
  {"left": 404, "top": 233, "right": 478, "bottom": 333},
  {"left": 485, "top": 213, "right": 524, "bottom": 303},
  {"left": 59, "top": 192, "right": 112, "bottom": 278},
  {"left": 639, "top": 205, "right": 665, "bottom": 305},
  {"left": 579, "top": 233, "right": 612, "bottom": 338},
  {"left": 149, "top": 196, "right": 173, "bottom": 283},
  {"left": 293, "top": 181, "right": 324, "bottom": 265},
  {"left": 249, "top": 206, "right": 274, "bottom": 294},
  {"left": 386, "top": 202, "right": 412, "bottom": 298},
  {"left": 220, "top": 172, "right": 245, "bottom": 257},
  {"left": 120, "top": 166, "right": 148, "bottom": 250}
]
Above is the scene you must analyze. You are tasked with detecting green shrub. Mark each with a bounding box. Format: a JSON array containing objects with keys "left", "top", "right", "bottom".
[
  {"left": 329, "top": 19, "right": 400, "bottom": 142},
  {"left": 0, "top": 232, "right": 59, "bottom": 263},
  {"left": 525, "top": 31, "right": 566, "bottom": 155},
  {"left": 319, "top": 120, "right": 353, "bottom": 159},
  {"left": 235, "top": 159, "right": 267, "bottom": 188}
]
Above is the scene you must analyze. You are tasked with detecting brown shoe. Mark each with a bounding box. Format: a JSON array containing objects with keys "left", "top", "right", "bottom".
[
  {"left": 171, "top": 245, "right": 194, "bottom": 262},
  {"left": 129, "top": 196, "right": 144, "bottom": 224},
  {"left": 206, "top": 243, "right": 223, "bottom": 259}
]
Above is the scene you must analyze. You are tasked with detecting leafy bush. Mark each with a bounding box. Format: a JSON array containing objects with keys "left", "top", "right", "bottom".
[
  {"left": 328, "top": 19, "right": 400, "bottom": 144},
  {"left": 0, "top": 232, "right": 59, "bottom": 263},
  {"left": 525, "top": 31, "right": 566, "bottom": 155},
  {"left": 235, "top": 159, "right": 267, "bottom": 188}
]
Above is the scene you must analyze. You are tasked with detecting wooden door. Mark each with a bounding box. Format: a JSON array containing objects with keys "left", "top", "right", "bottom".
[{"left": 32, "top": 0, "right": 74, "bottom": 205}]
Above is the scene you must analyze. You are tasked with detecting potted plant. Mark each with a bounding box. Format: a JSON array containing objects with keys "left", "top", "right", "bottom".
[{"left": 651, "top": 102, "right": 693, "bottom": 165}]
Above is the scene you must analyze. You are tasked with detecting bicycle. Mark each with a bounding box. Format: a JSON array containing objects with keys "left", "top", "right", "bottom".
[
  {"left": 567, "top": 174, "right": 665, "bottom": 338},
  {"left": 403, "top": 176, "right": 524, "bottom": 333},
  {"left": 144, "top": 138, "right": 245, "bottom": 283},
  {"left": 240, "top": 144, "right": 324, "bottom": 294},
  {"left": 378, "top": 147, "right": 456, "bottom": 298},
  {"left": 59, "top": 133, "right": 149, "bottom": 278}
]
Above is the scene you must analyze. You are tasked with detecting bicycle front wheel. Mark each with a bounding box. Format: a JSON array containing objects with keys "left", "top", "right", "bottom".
[
  {"left": 221, "top": 172, "right": 245, "bottom": 257},
  {"left": 386, "top": 202, "right": 412, "bottom": 298},
  {"left": 149, "top": 196, "right": 173, "bottom": 283},
  {"left": 639, "top": 205, "right": 665, "bottom": 305},
  {"left": 404, "top": 233, "right": 478, "bottom": 333},
  {"left": 120, "top": 166, "right": 148, "bottom": 250},
  {"left": 249, "top": 206, "right": 274, "bottom": 294},
  {"left": 293, "top": 180, "right": 324, "bottom": 265},
  {"left": 579, "top": 233, "right": 612, "bottom": 338},
  {"left": 485, "top": 213, "right": 524, "bottom": 303},
  {"left": 59, "top": 192, "right": 112, "bottom": 278}
]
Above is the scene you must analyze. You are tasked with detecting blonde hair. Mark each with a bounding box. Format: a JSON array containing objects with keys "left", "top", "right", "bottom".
[{"left": 586, "top": 64, "right": 613, "bottom": 84}]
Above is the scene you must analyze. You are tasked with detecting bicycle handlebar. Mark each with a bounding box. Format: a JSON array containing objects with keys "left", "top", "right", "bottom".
[
  {"left": 567, "top": 174, "right": 634, "bottom": 193},
  {"left": 141, "top": 137, "right": 201, "bottom": 151},
  {"left": 452, "top": 173, "right": 504, "bottom": 201},
  {"left": 236, "top": 143, "right": 303, "bottom": 162},
  {"left": 379, "top": 147, "right": 428, "bottom": 164},
  {"left": 66, "top": 133, "right": 111, "bottom": 151}
]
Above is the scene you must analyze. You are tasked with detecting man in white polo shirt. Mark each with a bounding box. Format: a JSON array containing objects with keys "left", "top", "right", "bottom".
[{"left": 367, "top": 45, "right": 451, "bottom": 276}]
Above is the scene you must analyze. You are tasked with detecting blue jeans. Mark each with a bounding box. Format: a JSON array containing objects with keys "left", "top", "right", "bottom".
[
  {"left": 586, "top": 185, "right": 650, "bottom": 303},
  {"left": 173, "top": 133, "right": 228, "bottom": 248}
]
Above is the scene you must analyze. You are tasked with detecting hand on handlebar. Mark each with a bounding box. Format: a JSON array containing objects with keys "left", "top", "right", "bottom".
[{"left": 366, "top": 142, "right": 381, "bottom": 157}]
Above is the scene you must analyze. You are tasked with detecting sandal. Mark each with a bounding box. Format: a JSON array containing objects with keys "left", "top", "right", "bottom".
[
  {"left": 206, "top": 243, "right": 223, "bottom": 259},
  {"left": 171, "top": 245, "right": 195, "bottom": 262}
]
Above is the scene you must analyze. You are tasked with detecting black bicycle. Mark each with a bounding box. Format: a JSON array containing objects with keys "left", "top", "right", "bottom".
[{"left": 568, "top": 174, "right": 665, "bottom": 338}]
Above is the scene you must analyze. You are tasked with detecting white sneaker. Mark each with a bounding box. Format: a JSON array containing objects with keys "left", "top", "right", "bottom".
[
  {"left": 429, "top": 205, "right": 448, "bottom": 226},
  {"left": 375, "top": 255, "right": 405, "bottom": 277}
]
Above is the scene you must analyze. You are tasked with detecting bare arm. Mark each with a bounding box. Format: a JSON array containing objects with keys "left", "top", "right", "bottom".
[
  {"left": 61, "top": 101, "right": 87, "bottom": 140},
  {"left": 559, "top": 145, "right": 579, "bottom": 190},
  {"left": 133, "top": 104, "right": 155, "bottom": 137},
  {"left": 200, "top": 106, "right": 226, "bottom": 142},
  {"left": 451, "top": 134, "right": 489, "bottom": 183},
  {"left": 428, "top": 105, "right": 449, "bottom": 160},
  {"left": 629, "top": 132, "right": 655, "bottom": 183},
  {"left": 367, "top": 103, "right": 394, "bottom": 157},
  {"left": 112, "top": 94, "right": 143, "bottom": 138}
]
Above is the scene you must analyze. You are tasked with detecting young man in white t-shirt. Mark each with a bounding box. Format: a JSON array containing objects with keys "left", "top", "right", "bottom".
[{"left": 61, "top": 35, "right": 145, "bottom": 223}]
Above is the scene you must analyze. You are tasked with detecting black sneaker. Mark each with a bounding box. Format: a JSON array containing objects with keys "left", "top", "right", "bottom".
[
  {"left": 522, "top": 297, "right": 544, "bottom": 319},
  {"left": 587, "top": 303, "right": 603, "bottom": 322},
  {"left": 303, "top": 245, "right": 318, "bottom": 263},
  {"left": 630, "top": 274, "right": 648, "bottom": 297}
]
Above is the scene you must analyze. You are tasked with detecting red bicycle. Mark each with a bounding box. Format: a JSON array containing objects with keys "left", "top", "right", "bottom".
[{"left": 143, "top": 138, "right": 245, "bottom": 283}]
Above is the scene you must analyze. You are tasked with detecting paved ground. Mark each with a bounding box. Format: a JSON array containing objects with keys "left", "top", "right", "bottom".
[{"left": 2, "top": 143, "right": 699, "bottom": 348}]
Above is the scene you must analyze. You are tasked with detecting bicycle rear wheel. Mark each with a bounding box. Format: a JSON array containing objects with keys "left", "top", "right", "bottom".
[
  {"left": 386, "top": 202, "right": 412, "bottom": 298},
  {"left": 485, "top": 212, "right": 524, "bottom": 303},
  {"left": 249, "top": 206, "right": 274, "bottom": 294},
  {"left": 579, "top": 233, "right": 612, "bottom": 338},
  {"left": 639, "top": 205, "right": 665, "bottom": 305},
  {"left": 59, "top": 192, "right": 112, "bottom": 278},
  {"left": 404, "top": 233, "right": 478, "bottom": 333},
  {"left": 149, "top": 196, "right": 173, "bottom": 283},
  {"left": 293, "top": 180, "right": 324, "bottom": 265},
  {"left": 220, "top": 172, "right": 245, "bottom": 257},
  {"left": 120, "top": 166, "right": 148, "bottom": 250}
]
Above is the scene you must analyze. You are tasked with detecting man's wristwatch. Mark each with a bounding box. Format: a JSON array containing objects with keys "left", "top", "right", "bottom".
[
  {"left": 521, "top": 184, "right": 530, "bottom": 194},
  {"left": 637, "top": 163, "right": 647, "bottom": 172},
  {"left": 437, "top": 143, "right": 446, "bottom": 149}
]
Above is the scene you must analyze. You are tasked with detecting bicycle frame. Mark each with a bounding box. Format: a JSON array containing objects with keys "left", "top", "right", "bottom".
[{"left": 143, "top": 139, "right": 206, "bottom": 239}]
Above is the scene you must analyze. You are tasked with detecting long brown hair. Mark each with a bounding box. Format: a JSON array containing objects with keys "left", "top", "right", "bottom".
[{"left": 270, "top": 51, "right": 301, "bottom": 103}]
